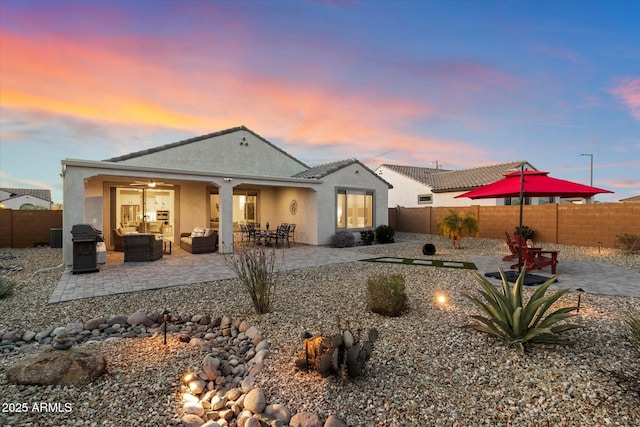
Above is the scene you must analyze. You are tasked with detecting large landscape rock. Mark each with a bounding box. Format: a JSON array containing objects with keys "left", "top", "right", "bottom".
[{"left": 6, "top": 348, "right": 107, "bottom": 386}]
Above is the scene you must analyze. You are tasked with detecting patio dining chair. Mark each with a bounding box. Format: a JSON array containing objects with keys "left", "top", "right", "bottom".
[
  {"left": 287, "top": 223, "right": 296, "bottom": 245},
  {"left": 239, "top": 224, "right": 253, "bottom": 246},
  {"left": 268, "top": 224, "right": 291, "bottom": 248}
]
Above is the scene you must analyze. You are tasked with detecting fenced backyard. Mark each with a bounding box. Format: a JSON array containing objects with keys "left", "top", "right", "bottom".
[{"left": 388, "top": 202, "right": 640, "bottom": 249}]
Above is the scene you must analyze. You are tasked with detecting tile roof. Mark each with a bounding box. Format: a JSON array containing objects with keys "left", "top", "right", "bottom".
[
  {"left": 620, "top": 195, "right": 640, "bottom": 202},
  {"left": 0, "top": 188, "right": 53, "bottom": 202},
  {"left": 379, "top": 164, "right": 450, "bottom": 186},
  {"left": 103, "top": 125, "right": 309, "bottom": 168},
  {"left": 431, "top": 161, "right": 532, "bottom": 192},
  {"left": 294, "top": 159, "right": 393, "bottom": 188}
]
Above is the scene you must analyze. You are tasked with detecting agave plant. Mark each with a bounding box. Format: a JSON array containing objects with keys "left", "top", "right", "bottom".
[{"left": 463, "top": 269, "right": 578, "bottom": 352}]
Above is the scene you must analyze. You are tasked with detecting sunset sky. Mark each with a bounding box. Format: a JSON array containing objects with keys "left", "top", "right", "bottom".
[{"left": 1, "top": 0, "right": 638, "bottom": 204}]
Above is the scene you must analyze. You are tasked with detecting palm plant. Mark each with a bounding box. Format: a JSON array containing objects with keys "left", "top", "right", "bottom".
[
  {"left": 463, "top": 269, "right": 579, "bottom": 352},
  {"left": 437, "top": 210, "right": 479, "bottom": 249}
]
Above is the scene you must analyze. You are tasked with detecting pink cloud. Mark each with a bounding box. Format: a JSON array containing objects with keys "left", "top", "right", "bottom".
[
  {"left": 535, "top": 44, "right": 583, "bottom": 63},
  {"left": 0, "top": 25, "right": 493, "bottom": 169},
  {"left": 610, "top": 77, "right": 640, "bottom": 121}
]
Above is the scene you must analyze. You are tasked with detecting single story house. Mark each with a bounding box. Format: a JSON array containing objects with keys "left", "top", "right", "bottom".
[
  {"left": 373, "top": 161, "right": 562, "bottom": 207},
  {"left": 61, "top": 126, "right": 391, "bottom": 265},
  {"left": 0, "top": 188, "right": 53, "bottom": 210}
]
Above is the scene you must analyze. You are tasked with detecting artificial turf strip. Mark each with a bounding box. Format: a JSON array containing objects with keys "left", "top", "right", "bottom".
[{"left": 361, "top": 257, "right": 477, "bottom": 270}]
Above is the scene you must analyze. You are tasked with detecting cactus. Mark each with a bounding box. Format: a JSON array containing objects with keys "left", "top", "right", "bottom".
[{"left": 295, "top": 320, "right": 378, "bottom": 378}]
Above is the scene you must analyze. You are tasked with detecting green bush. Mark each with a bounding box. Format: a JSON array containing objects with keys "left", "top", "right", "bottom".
[
  {"left": 331, "top": 230, "right": 355, "bottom": 248},
  {"left": 375, "top": 225, "right": 395, "bottom": 244},
  {"left": 359, "top": 229, "right": 375, "bottom": 245},
  {"left": 604, "top": 311, "right": 640, "bottom": 398},
  {"left": 225, "top": 247, "right": 280, "bottom": 314},
  {"left": 515, "top": 225, "right": 535, "bottom": 240},
  {"left": 464, "top": 269, "right": 578, "bottom": 352},
  {"left": 0, "top": 275, "right": 15, "bottom": 299},
  {"left": 367, "top": 274, "right": 408, "bottom": 317}
]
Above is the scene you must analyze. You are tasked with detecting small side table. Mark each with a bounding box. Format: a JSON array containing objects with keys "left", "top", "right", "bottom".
[{"left": 163, "top": 239, "right": 172, "bottom": 255}]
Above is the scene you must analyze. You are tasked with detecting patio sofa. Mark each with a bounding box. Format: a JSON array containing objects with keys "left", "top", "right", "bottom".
[
  {"left": 112, "top": 226, "right": 139, "bottom": 252},
  {"left": 180, "top": 227, "right": 218, "bottom": 254},
  {"left": 123, "top": 233, "right": 163, "bottom": 262}
]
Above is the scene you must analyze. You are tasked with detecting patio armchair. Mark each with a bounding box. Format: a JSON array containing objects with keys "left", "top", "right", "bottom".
[
  {"left": 502, "top": 231, "right": 519, "bottom": 261},
  {"left": 180, "top": 228, "right": 218, "bottom": 254},
  {"left": 510, "top": 244, "right": 559, "bottom": 274},
  {"left": 112, "top": 227, "right": 139, "bottom": 252},
  {"left": 123, "top": 233, "right": 163, "bottom": 262}
]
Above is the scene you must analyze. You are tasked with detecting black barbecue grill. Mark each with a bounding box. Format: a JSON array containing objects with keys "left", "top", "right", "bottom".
[{"left": 71, "top": 224, "right": 103, "bottom": 274}]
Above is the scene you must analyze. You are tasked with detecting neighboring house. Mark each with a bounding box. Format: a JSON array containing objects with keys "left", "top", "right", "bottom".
[
  {"left": 0, "top": 188, "right": 53, "bottom": 210},
  {"left": 61, "top": 126, "right": 391, "bottom": 265},
  {"left": 620, "top": 195, "right": 640, "bottom": 203},
  {"left": 374, "top": 161, "right": 560, "bottom": 207}
]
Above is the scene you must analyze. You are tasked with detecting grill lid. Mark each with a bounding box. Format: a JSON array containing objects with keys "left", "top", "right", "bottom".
[{"left": 71, "top": 224, "right": 103, "bottom": 240}]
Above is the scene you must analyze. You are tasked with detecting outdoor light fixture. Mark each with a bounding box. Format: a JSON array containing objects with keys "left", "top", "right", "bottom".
[
  {"left": 435, "top": 293, "right": 448, "bottom": 307},
  {"left": 576, "top": 288, "right": 585, "bottom": 312},
  {"left": 182, "top": 372, "right": 194, "bottom": 384},
  {"left": 162, "top": 309, "right": 170, "bottom": 345}
]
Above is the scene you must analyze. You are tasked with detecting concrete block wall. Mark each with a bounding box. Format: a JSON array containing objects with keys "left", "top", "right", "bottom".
[
  {"left": 390, "top": 203, "right": 639, "bottom": 249},
  {"left": 0, "top": 209, "right": 63, "bottom": 248}
]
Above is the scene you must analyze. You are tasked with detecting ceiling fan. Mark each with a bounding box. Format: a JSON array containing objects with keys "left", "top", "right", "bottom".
[{"left": 130, "top": 179, "right": 173, "bottom": 188}]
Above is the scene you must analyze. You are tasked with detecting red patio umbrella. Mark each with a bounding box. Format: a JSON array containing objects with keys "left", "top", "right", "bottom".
[
  {"left": 455, "top": 169, "right": 613, "bottom": 200},
  {"left": 455, "top": 165, "right": 613, "bottom": 283}
]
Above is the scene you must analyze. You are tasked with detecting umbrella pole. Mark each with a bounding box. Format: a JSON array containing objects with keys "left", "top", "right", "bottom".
[{"left": 517, "top": 163, "right": 525, "bottom": 274}]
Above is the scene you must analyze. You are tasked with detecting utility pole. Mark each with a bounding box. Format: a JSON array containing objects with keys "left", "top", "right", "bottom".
[
  {"left": 580, "top": 153, "right": 594, "bottom": 204},
  {"left": 580, "top": 153, "right": 593, "bottom": 186}
]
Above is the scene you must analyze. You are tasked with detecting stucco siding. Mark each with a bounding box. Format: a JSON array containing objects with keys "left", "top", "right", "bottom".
[{"left": 115, "top": 130, "right": 306, "bottom": 178}]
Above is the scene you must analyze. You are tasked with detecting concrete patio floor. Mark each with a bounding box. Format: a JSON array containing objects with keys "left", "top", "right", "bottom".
[{"left": 50, "top": 241, "right": 640, "bottom": 304}]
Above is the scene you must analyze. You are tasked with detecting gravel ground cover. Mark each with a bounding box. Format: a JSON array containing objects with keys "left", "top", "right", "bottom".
[{"left": 1, "top": 234, "right": 639, "bottom": 426}]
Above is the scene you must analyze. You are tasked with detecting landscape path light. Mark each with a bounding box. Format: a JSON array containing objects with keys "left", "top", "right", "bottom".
[
  {"left": 576, "top": 288, "right": 585, "bottom": 313},
  {"left": 162, "top": 309, "right": 170, "bottom": 345}
]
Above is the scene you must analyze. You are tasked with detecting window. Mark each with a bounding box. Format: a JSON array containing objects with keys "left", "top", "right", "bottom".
[
  {"left": 417, "top": 194, "right": 432, "bottom": 204},
  {"left": 337, "top": 189, "right": 373, "bottom": 229},
  {"left": 505, "top": 197, "right": 531, "bottom": 206}
]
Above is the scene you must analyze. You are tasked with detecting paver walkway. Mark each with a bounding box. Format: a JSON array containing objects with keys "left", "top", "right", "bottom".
[
  {"left": 50, "top": 244, "right": 640, "bottom": 303},
  {"left": 472, "top": 255, "right": 640, "bottom": 297},
  {"left": 50, "top": 245, "right": 374, "bottom": 304}
]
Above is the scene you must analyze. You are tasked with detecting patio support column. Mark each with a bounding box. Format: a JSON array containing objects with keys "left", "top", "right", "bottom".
[
  {"left": 218, "top": 182, "right": 234, "bottom": 253},
  {"left": 62, "top": 167, "right": 88, "bottom": 266}
]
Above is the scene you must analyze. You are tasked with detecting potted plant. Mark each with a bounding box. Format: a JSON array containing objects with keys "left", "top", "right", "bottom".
[
  {"left": 514, "top": 225, "right": 535, "bottom": 241},
  {"left": 437, "top": 210, "right": 479, "bottom": 249}
]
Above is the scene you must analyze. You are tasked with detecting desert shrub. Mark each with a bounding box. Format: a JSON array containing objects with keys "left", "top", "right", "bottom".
[
  {"left": 224, "top": 247, "right": 280, "bottom": 314},
  {"left": 0, "top": 275, "right": 15, "bottom": 299},
  {"left": 367, "top": 274, "right": 408, "bottom": 316},
  {"left": 616, "top": 233, "right": 639, "bottom": 254},
  {"left": 359, "top": 229, "right": 375, "bottom": 245},
  {"left": 331, "top": 230, "right": 355, "bottom": 248},
  {"left": 375, "top": 225, "right": 395, "bottom": 244},
  {"left": 464, "top": 269, "right": 578, "bottom": 352},
  {"left": 604, "top": 310, "right": 640, "bottom": 398}
]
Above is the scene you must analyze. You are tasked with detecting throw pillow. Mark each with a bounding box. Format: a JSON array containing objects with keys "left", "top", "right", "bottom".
[{"left": 190, "top": 227, "right": 201, "bottom": 238}]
